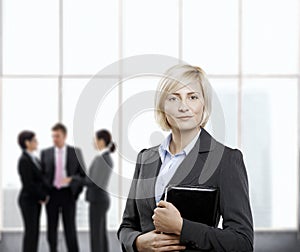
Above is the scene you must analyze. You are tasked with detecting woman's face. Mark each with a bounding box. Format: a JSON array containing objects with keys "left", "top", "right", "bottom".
[
  {"left": 26, "top": 137, "right": 38, "bottom": 151},
  {"left": 164, "top": 81, "right": 204, "bottom": 132},
  {"left": 94, "top": 138, "right": 105, "bottom": 151}
]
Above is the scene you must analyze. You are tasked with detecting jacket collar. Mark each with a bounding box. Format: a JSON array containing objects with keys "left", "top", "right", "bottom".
[
  {"left": 146, "top": 127, "right": 216, "bottom": 159},
  {"left": 138, "top": 128, "right": 218, "bottom": 210}
]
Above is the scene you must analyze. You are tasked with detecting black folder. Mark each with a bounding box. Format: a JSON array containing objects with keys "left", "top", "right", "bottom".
[{"left": 164, "top": 185, "right": 219, "bottom": 227}]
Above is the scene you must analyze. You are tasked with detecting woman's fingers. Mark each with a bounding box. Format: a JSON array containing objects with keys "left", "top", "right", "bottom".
[
  {"left": 158, "top": 245, "right": 186, "bottom": 251},
  {"left": 136, "top": 230, "right": 185, "bottom": 252},
  {"left": 157, "top": 200, "right": 169, "bottom": 208},
  {"left": 152, "top": 207, "right": 168, "bottom": 222},
  {"left": 153, "top": 202, "right": 183, "bottom": 235},
  {"left": 159, "top": 234, "right": 181, "bottom": 241},
  {"left": 155, "top": 238, "right": 181, "bottom": 246},
  {"left": 154, "top": 237, "right": 186, "bottom": 252}
]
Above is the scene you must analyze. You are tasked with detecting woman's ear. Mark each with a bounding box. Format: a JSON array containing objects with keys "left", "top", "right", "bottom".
[
  {"left": 24, "top": 140, "right": 30, "bottom": 149},
  {"left": 100, "top": 139, "right": 106, "bottom": 148}
]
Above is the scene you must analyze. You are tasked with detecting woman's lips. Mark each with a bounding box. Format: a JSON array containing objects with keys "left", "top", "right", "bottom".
[{"left": 177, "top": 116, "right": 193, "bottom": 120}]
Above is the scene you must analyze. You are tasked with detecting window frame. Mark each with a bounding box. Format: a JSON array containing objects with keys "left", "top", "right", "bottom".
[{"left": 0, "top": 0, "right": 299, "bottom": 240}]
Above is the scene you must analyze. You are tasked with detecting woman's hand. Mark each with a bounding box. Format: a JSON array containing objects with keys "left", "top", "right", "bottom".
[
  {"left": 135, "top": 230, "right": 185, "bottom": 252},
  {"left": 152, "top": 201, "right": 183, "bottom": 235}
]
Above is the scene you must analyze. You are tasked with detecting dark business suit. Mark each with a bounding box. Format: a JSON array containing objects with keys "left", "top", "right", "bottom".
[
  {"left": 80, "top": 151, "right": 113, "bottom": 252},
  {"left": 41, "top": 146, "right": 86, "bottom": 252},
  {"left": 118, "top": 128, "right": 253, "bottom": 252},
  {"left": 18, "top": 151, "right": 49, "bottom": 252}
]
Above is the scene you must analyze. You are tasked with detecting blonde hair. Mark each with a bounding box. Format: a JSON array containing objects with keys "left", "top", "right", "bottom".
[{"left": 154, "top": 64, "right": 212, "bottom": 131}]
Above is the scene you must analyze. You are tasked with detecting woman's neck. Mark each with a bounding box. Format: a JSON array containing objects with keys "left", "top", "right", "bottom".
[{"left": 169, "top": 127, "right": 201, "bottom": 155}]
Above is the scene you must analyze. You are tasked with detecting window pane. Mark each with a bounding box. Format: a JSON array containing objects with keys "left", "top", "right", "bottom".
[
  {"left": 120, "top": 76, "right": 169, "bottom": 210},
  {"left": 62, "top": 79, "right": 90, "bottom": 147},
  {"left": 3, "top": 0, "right": 59, "bottom": 74},
  {"left": 183, "top": 0, "right": 239, "bottom": 74},
  {"left": 62, "top": 78, "right": 120, "bottom": 229},
  {"left": 242, "top": 79, "right": 298, "bottom": 229},
  {"left": 2, "top": 79, "right": 58, "bottom": 228},
  {"left": 123, "top": 0, "right": 178, "bottom": 58},
  {"left": 207, "top": 79, "right": 238, "bottom": 148},
  {"left": 243, "top": 0, "right": 299, "bottom": 74},
  {"left": 63, "top": 0, "right": 119, "bottom": 75}
]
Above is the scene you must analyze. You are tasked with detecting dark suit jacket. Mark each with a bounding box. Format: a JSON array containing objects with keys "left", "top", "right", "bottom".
[
  {"left": 118, "top": 128, "right": 253, "bottom": 252},
  {"left": 84, "top": 151, "right": 113, "bottom": 203},
  {"left": 41, "top": 146, "right": 86, "bottom": 200},
  {"left": 18, "top": 151, "right": 50, "bottom": 203}
]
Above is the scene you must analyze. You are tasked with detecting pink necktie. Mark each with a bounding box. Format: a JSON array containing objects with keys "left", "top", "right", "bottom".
[{"left": 54, "top": 149, "right": 63, "bottom": 189}]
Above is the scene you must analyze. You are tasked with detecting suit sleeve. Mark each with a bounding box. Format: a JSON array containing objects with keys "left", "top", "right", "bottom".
[
  {"left": 74, "top": 157, "right": 98, "bottom": 187},
  {"left": 118, "top": 150, "right": 144, "bottom": 252},
  {"left": 40, "top": 150, "right": 46, "bottom": 175},
  {"left": 180, "top": 149, "right": 254, "bottom": 252},
  {"left": 70, "top": 148, "right": 87, "bottom": 181},
  {"left": 75, "top": 148, "right": 86, "bottom": 177},
  {"left": 93, "top": 154, "right": 113, "bottom": 189},
  {"left": 18, "top": 158, "right": 47, "bottom": 201},
  {"left": 78, "top": 154, "right": 113, "bottom": 188},
  {"left": 67, "top": 148, "right": 86, "bottom": 199}
]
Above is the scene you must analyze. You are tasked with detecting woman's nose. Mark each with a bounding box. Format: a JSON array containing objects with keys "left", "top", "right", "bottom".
[{"left": 178, "top": 100, "right": 189, "bottom": 112}]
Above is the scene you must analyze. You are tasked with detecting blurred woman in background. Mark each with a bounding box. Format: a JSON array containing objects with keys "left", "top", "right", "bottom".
[
  {"left": 17, "top": 130, "right": 49, "bottom": 252},
  {"left": 68, "top": 129, "right": 116, "bottom": 252},
  {"left": 86, "top": 129, "right": 115, "bottom": 252}
]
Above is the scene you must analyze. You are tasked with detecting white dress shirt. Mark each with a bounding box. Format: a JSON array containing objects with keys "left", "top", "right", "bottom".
[
  {"left": 26, "top": 150, "right": 41, "bottom": 169},
  {"left": 98, "top": 146, "right": 111, "bottom": 156},
  {"left": 155, "top": 129, "right": 201, "bottom": 203}
]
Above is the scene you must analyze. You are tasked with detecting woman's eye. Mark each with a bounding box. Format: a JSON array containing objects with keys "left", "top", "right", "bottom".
[
  {"left": 168, "top": 96, "right": 178, "bottom": 101},
  {"left": 190, "top": 95, "right": 199, "bottom": 100}
]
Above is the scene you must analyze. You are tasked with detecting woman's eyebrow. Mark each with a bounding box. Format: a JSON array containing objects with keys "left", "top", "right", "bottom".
[{"left": 170, "top": 91, "right": 200, "bottom": 95}]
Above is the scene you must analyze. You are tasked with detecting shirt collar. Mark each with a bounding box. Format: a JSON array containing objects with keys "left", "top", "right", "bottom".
[
  {"left": 55, "top": 145, "right": 66, "bottom": 153},
  {"left": 158, "top": 133, "right": 172, "bottom": 160},
  {"left": 158, "top": 129, "right": 201, "bottom": 162},
  {"left": 25, "top": 150, "right": 36, "bottom": 159},
  {"left": 98, "top": 147, "right": 110, "bottom": 156}
]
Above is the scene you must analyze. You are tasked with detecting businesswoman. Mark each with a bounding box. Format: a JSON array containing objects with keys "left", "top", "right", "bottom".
[
  {"left": 17, "top": 131, "right": 49, "bottom": 252},
  {"left": 118, "top": 65, "right": 253, "bottom": 252},
  {"left": 69, "top": 129, "right": 115, "bottom": 252},
  {"left": 86, "top": 129, "right": 116, "bottom": 252}
]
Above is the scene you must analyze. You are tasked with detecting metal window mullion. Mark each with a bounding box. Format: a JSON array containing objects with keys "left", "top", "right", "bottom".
[
  {"left": 118, "top": 0, "right": 124, "bottom": 225},
  {"left": 58, "top": 0, "right": 64, "bottom": 123},
  {"left": 178, "top": 0, "right": 183, "bottom": 63},
  {"left": 237, "top": 0, "right": 243, "bottom": 149},
  {"left": 0, "top": 0, "right": 3, "bottom": 240},
  {"left": 297, "top": 0, "right": 300, "bottom": 239}
]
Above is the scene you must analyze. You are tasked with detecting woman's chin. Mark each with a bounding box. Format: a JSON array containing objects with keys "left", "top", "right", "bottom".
[{"left": 172, "top": 123, "right": 200, "bottom": 132}]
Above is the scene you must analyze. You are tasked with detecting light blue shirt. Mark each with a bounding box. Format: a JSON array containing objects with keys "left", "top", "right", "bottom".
[{"left": 155, "top": 129, "right": 201, "bottom": 203}]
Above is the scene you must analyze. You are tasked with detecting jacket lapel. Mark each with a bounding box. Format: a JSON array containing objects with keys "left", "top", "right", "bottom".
[
  {"left": 139, "top": 128, "right": 218, "bottom": 210},
  {"left": 49, "top": 148, "right": 55, "bottom": 180},
  {"left": 66, "top": 146, "right": 70, "bottom": 176},
  {"left": 166, "top": 135, "right": 201, "bottom": 188},
  {"left": 137, "top": 148, "right": 161, "bottom": 211},
  {"left": 165, "top": 128, "right": 215, "bottom": 186},
  {"left": 23, "top": 151, "right": 40, "bottom": 170}
]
